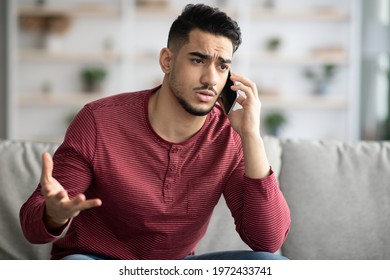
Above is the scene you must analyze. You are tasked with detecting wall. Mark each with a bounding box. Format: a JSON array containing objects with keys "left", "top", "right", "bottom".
[
  {"left": 10, "top": 0, "right": 361, "bottom": 141},
  {"left": 0, "top": 0, "right": 7, "bottom": 138},
  {"left": 360, "top": 0, "right": 390, "bottom": 140}
]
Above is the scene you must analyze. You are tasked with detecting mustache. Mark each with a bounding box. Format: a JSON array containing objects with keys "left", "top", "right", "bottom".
[{"left": 193, "top": 85, "right": 217, "bottom": 95}]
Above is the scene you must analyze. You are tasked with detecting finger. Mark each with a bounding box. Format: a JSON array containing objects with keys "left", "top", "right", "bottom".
[
  {"left": 66, "top": 195, "right": 102, "bottom": 212},
  {"left": 234, "top": 94, "right": 246, "bottom": 106},
  {"left": 40, "top": 178, "right": 56, "bottom": 197},
  {"left": 76, "top": 194, "right": 102, "bottom": 209},
  {"left": 230, "top": 73, "right": 258, "bottom": 98},
  {"left": 52, "top": 189, "right": 68, "bottom": 201},
  {"left": 40, "top": 152, "right": 54, "bottom": 184},
  {"left": 82, "top": 198, "right": 103, "bottom": 209}
]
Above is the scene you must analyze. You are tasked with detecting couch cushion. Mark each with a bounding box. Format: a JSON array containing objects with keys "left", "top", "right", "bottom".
[
  {"left": 196, "top": 135, "right": 282, "bottom": 254},
  {"left": 0, "top": 139, "right": 59, "bottom": 259},
  {"left": 279, "top": 139, "right": 390, "bottom": 259}
]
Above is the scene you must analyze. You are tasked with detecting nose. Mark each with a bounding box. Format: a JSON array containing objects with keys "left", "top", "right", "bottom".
[{"left": 200, "top": 65, "right": 218, "bottom": 88}]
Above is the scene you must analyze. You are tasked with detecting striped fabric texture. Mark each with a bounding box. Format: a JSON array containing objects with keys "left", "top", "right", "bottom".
[{"left": 20, "top": 88, "right": 290, "bottom": 260}]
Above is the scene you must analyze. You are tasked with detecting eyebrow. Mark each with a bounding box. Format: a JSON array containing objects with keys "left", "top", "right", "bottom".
[{"left": 189, "top": 51, "right": 232, "bottom": 64}]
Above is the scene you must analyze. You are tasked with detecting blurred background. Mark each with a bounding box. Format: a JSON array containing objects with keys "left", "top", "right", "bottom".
[{"left": 0, "top": 0, "right": 389, "bottom": 142}]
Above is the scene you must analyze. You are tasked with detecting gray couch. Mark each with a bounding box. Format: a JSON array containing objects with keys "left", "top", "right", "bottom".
[{"left": 1, "top": 137, "right": 390, "bottom": 260}]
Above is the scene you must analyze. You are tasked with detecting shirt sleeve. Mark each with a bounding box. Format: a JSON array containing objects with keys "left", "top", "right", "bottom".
[
  {"left": 223, "top": 162, "right": 291, "bottom": 253},
  {"left": 19, "top": 105, "right": 97, "bottom": 244}
]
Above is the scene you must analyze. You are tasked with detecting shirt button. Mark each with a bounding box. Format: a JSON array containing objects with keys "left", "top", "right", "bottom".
[
  {"left": 171, "top": 147, "right": 178, "bottom": 153},
  {"left": 170, "top": 165, "right": 175, "bottom": 171}
]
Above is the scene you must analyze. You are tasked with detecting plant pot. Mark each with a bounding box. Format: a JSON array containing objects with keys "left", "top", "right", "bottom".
[
  {"left": 83, "top": 80, "right": 103, "bottom": 93},
  {"left": 314, "top": 81, "right": 329, "bottom": 95}
]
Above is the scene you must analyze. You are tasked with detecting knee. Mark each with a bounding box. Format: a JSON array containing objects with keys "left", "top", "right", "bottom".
[{"left": 252, "top": 251, "right": 288, "bottom": 260}]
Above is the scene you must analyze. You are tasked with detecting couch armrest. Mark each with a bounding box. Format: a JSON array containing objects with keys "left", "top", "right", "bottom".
[{"left": 0, "top": 139, "right": 59, "bottom": 259}]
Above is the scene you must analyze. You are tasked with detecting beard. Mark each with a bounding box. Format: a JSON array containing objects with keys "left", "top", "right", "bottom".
[
  {"left": 176, "top": 95, "right": 216, "bottom": 116},
  {"left": 168, "top": 68, "right": 218, "bottom": 117}
]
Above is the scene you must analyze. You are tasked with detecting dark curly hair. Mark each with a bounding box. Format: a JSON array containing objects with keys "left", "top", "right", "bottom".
[{"left": 167, "top": 4, "right": 242, "bottom": 53}]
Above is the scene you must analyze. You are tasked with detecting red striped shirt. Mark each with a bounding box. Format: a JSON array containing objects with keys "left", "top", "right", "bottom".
[{"left": 20, "top": 87, "right": 290, "bottom": 260}]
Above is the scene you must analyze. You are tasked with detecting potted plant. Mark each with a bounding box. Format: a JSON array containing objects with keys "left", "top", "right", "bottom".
[
  {"left": 265, "top": 112, "right": 287, "bottom": 136},
  {"left": 265, "top": 37, "right": 282, "bottom": 52},
  {"left": 81, "top": 67, "right": 107, "bottom": 93},
  {"left": 304, "top": 64, "right": 337, "bottom": 95}
]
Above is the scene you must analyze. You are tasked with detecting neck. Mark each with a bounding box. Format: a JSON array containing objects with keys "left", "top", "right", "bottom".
[{"left": 148, "top": 85, "right": 207, "bottom": 144}]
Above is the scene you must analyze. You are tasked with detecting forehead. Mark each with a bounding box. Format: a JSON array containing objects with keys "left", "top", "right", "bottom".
[{"left": 183, "top": 29, "right": 233, "bottom": 59}]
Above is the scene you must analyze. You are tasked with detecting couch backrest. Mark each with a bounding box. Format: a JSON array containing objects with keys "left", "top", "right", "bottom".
[
  {"left": 11, "top": 137, "right": 389, "bottom": 260},
  {"left": 0, "top": 139, "right": 58, "bottom": 260},
  {"left": 279, "top": 139, "right": 390, "bottom": 260}
]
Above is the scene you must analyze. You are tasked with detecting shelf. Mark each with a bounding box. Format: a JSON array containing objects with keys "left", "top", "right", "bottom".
[
  {"left": 18, "top": 92, "right": 347, "bottom": 110},
  {"left": 260, "top": 95, "right": 348, "bottom": 109},
  {"left": 18, "top": 5, "right": 121, "bottom": 18},
  {"left": 19, "top": 93, "right": 105, "bottom": 107},
  {"left": 252, "top": 9, "right": 349, "bottom": 21},
  {"left": 133, "top": 6, "right": 180, "bottom": 16},
  {"left": 19, "top": 49, "right": 121, "bottom": 62},
  {"left": 252, "top": 52, "right": 348, "bottom": 65},
  {"left": 133, "top": 6, "right": 236, "bottom": 18}
]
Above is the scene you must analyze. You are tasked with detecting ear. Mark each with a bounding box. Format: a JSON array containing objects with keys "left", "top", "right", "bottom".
[{"left": 159, "top": 47, "right": 173, "bottom": 74}]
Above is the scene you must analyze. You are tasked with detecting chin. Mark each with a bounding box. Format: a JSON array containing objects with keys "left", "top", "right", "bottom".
[
  {"left": 178, "top": 98, "right": 215, "bottom": 116},
  {"left": 187, "top": 104, "right": 215, "bottom": 116},
  {"left": 187, "top": 107, "right": 212, "bottom": 117}
]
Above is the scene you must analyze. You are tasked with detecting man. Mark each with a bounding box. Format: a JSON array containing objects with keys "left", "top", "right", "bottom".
[{"left": 20, "top": 3, "right": 290, "bottom": 260}]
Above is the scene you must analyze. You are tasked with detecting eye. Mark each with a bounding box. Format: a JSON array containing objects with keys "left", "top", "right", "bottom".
[
  {"left": 191, "top": 58, "right": 203, "bottom": 64},
  {"left": 219, "top": 63, "right": 229, "bottom": 71}
]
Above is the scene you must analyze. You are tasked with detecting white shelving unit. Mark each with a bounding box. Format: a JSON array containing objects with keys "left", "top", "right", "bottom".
[
  {"left": 9, "top": 0, "right": 125, "bottom": 141},
  {"left": 251, "top": 8, "right": 350, "bottom": 21},
  {"left": 241, "top": 0, "right": 360, "bottom": 140},
  {"left": 7, "top": 0, "right": 361, "bottom": 142},
  {"left": 18, "top": 92, "right": 104, "bottom": 107},
  {"left": 19, "top": 49, "right": 121, "bottom": 62},
  {"left": 260, "top": 95, "right": 348, "bottom": 110}
]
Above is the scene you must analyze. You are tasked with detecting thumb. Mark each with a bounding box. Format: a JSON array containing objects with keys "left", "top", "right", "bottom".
[{"left": 40, "top": 152, "right": 54, "bottom": 184}]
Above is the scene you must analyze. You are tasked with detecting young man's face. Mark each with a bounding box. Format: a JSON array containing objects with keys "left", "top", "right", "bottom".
[{"left": 168, "top": 29, "right": 234, "bottom": 116}]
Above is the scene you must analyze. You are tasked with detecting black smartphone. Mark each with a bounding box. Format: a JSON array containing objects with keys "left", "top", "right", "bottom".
[{"left": 219, "top": 71, "right": 238, "bottom": 114}]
